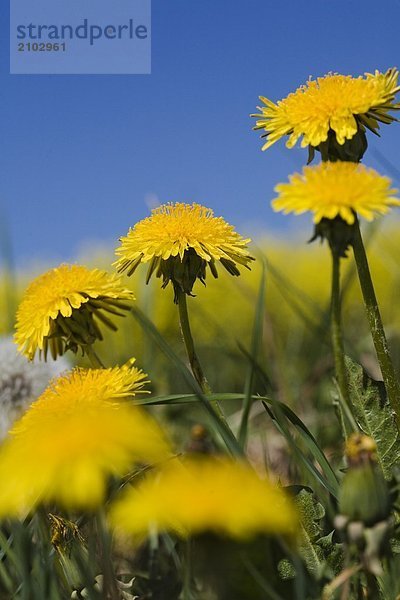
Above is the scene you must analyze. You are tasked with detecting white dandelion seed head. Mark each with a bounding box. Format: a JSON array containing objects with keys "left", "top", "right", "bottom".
[{"left": 0, "top": 336, "right": 69, "bottom": 440}]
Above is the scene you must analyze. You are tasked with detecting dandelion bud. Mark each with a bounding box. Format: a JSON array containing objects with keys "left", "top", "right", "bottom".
[{"left": 339, "top": 434, "right": 390, "bottom": 526}]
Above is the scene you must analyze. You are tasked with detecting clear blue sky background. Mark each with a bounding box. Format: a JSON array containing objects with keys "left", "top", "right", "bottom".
[{"left": 1, "top": 0, "right": 400, "bottom": 265}]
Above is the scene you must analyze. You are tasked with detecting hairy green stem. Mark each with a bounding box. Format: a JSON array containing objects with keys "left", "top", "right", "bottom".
[
  {"left": 352, "top": 219, "right": 400, "bottom": 429},
  {"left": 177, "top": 290, "right": 232, "bottom": 425},
  {"left": 177, "top": 291, "right": 211, "bottom": 394}
]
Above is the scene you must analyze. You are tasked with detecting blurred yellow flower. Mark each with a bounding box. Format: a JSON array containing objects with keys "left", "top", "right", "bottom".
[
  {"left": 253, "top": 68, "right": 400, "bottom": 150},
  {"left": 0, "top": 367, "right": 170, "bottom": 515},
  {"left": 110, "top": 456, "right": 297, "bottom": 540},
  {"left": 15, "top": 264, "right": 134, "bottom": 360},
  {"left": 114, "top": 203, "right": 254, "bottom": 302},
  {"left": 272, "top": 162, "right": 400, "bottom": 225}
]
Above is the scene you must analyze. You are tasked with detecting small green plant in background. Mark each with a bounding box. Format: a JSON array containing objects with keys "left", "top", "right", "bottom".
[{"left": 0, "top": 67, "right": 399, "bottom": 599}]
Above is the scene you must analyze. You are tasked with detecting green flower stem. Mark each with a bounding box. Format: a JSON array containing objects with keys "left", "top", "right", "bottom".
[
  {"left": 95, "top": 510, "right": 119, "bottom": 599},
  {"left": 352, "top": 219, "right": 400, "bottom": 428},
  {"left": 177, "top": 290, "right": 211, "bottom": 395},
  {"left": 330, "top": 249, "right": 353, "bottom": 420},
  {"left": 86, "top": 345, "right": 105, "bottom": 369},
  {"left": 177, "top": 290, "right": 228, "bottom": 424},
  {"left": 182, "top": 539, "right": 193, "bottom": 600}
]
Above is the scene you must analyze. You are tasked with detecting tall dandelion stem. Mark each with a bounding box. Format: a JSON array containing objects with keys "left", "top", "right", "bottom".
[
  {"left": 352, "top": 220, "right": 400, "bottom": 427},
  {"left": 177, "top": 291, "right": 230, "bottom": 425},
  {"left": 177, "top": 290, "right": 211, "bottom": 395},
  {"left": 96, "top": 510, "right": 119, "bottom": 600},
  {"left": 330, "top": 249, "right": 353, "bottom": 421}
]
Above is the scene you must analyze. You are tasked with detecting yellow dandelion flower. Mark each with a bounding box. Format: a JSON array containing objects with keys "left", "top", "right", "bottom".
[
  {"left": 253, "top": 68, "right": 400, "bottom": 154},
  {"left": 15, "top": 264, "right": 135, "bottom": 360},
  {"left": 110, "top": 457, "right": 297, "bottom": 541},
  {"left": 114, "top": 203, "right": 254, "bottom": 302},
  {"left": 0, "top": 367, "right": 171, "bottom": 515},
  {"left": 272, "top": 162, "right": 400, "bottom": 225}
]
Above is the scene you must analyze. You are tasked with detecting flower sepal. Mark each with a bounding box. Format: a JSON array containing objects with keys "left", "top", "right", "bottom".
[
  {"left": 44, "top": 296, "right": 131, "bottom": 360},
  {"left": 316, "top": 128, "right": 368, "bottom": 163},
  {"left": 308, "top": 217, "right": 355, "bottom": 258},
  {"left": 158, "top": 248, "right": 208, "bottom": 303},
  {"left": 15, "top": 264, "right": 135, "bottom": 361}
]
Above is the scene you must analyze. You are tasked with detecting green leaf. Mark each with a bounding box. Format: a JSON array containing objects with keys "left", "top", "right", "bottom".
[
  {"left": 131, "top": 308, "right": 244, "bottom": 457},
  {"left": 288, "top": 487, "right": 325, "bottom": 577},
  {"left": 296, "top": 488, "right": 325, "bottom": 540},
  {"left": 346, "top": 356, "right": 400, "bottom": 479},
  {"left": 317, "top": 532, "right": 343, "bottom": 578}
]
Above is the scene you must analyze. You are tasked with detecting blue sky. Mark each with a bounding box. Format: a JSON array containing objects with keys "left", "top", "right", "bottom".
[{"left": 2, "top": 0, "right": 400, "bottom": 265}]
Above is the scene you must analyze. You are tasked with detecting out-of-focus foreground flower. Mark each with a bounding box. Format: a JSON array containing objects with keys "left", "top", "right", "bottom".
[
  {"left": 15, "top": 264, "right": 134, "bottom": 360},
  {"left": 253, "top": 68, "right": 400, "bottom": 151},
  {"left": 0, "top": 366, "right": 170, "bottom": 516},
  {"left": 110, "top": 456, "right": 297, "bottom": 541},
  {"left": 0, "top": 336, "right": 69, "bottom": 440},
  {"left": 272, "top": 162, "right": 400, "bottom": 225},
  {"left": 114, "top": 203, "right": 254, "bottom": 302}
]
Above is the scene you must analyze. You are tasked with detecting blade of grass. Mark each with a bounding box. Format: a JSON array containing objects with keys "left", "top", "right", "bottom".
[
  {"left": 131, "top": 307, "right": 244, "bottom": 457},
  {"left": 263, "top": 401, "right": 337, "bottom": 498},
  {"left": 235, "top": 348, "right": 340, "bottom": 496},
  {"left": 0, "top": 549, "right": 14, "bottom": 593},
  {"left": 240, "top": 554, "right": 285, "bottom": 600},
  {"left": 73, "top": 540, "right": 102, "bottom": 600},
  {"left": 0, "top": 528, "right": 19, "bottom": 573},
  {"left": 137, "top": 392, "right": 245, "bottom": 405},
  {"left": 264, "top": 257, "right": 325, "bottom": 321},
  {"left": 238, "top": 262, "right": 267, "bottom": 447},
  {"left": 137, "top": 392, "right": 338, "bottom": 497},
  {"left": 238, "top": 344, "right": 273, "bottom": 392}
]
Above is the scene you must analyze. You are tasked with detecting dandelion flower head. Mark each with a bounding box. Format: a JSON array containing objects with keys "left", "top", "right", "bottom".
[
  {"left": 114, "top": 203, "right": 254, "bottom": 302},
  {"left": 0, "top": 366, "right": 170, "bottom": 515},
  {"left": 110, "top": 456, "right": 297, "bottom": 541},
  {"left": 272, "top": 162, "right": 400, "bottom": 225},
  {"left": 15, "top": 264, "right": 135, "bottom": 360},
  {"left": 253, "top": 68, "right": 400, "bottom": 152}
]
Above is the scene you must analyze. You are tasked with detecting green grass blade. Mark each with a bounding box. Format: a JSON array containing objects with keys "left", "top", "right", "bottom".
[
  {"left": 237, "top": 344, "right": 273, "bottom": 392},
  {"left": 131, "top": 308, "right": 244, "bottom": 457},
  {"left": 136, "top": 393, "right": 247, "bottom": 405},
  {"left": 238, "top": 262, "right": 267, "bottom": 447},
  {"left": 137, "top": 392, "right": 338, "bottom": 497},
  {"left": 262, "top": 402, "right": 338, "bottom": 498},
  {"left": 240, "top": 555, "right": 286, "bottom": 600}
]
